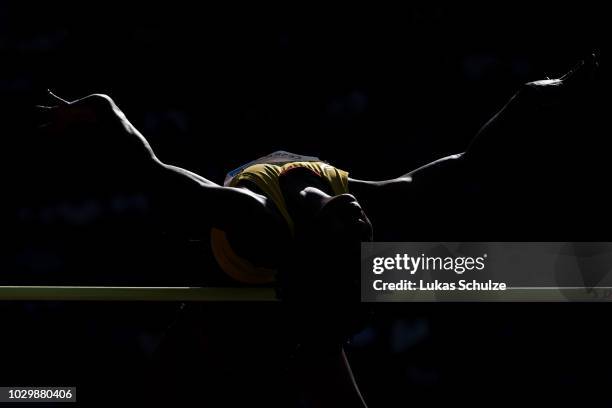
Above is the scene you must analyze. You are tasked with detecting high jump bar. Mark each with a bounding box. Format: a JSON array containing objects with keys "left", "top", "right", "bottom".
[{"left": 0, "top": 286, "right": 278, "bottom": 301}]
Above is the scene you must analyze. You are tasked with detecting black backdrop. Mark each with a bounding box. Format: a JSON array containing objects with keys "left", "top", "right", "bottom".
[{"left": 0, "top": 2, "right": 610, "bottom": 406}]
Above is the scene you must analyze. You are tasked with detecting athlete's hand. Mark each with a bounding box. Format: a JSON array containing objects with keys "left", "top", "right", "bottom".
[
  {"left": 520, "top": 51, "right": 599, "bottom": 109},
  {"left": 36, "top": 92, "right": 158, "bottom": 168}
]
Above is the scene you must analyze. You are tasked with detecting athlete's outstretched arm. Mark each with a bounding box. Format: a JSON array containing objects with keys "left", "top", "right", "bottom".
[
  {"left": 37, "top": 93, "right": 284, "bottom": 240},
  {"left": 348, "top": 53, "right": 599, "bottom": 214},
  {"left": 347, "top": 152, "right": 464, "bottom": 217}
]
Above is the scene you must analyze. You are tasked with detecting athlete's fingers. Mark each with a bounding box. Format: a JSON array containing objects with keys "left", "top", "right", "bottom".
[
  {"left": 47, "top": 89, "right": 71, "bottom": 105},
  {"left": 559, "top": 52, "right": 599, "bottom": 85},
  {"left": 558, "top": 60, "right": 585, "bottom": 82}
]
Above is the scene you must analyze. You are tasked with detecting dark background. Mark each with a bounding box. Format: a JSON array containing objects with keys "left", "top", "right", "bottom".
[{"left": 0, "top": 2, "right": 610, "bottom": 406}]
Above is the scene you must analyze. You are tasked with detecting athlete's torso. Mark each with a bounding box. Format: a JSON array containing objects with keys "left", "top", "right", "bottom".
[{"left": 211, "top": 160, "right": 350, "bottom": 284}]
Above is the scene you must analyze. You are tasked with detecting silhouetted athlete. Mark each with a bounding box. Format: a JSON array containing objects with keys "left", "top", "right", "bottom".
[{"left": 35, "top": 53, "right": 600, "bottom": 407}]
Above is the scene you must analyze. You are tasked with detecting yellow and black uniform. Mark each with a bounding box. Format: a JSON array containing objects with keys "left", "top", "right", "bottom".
[{"left": 211, "top": 161, "right": 350, "bottom": 284}]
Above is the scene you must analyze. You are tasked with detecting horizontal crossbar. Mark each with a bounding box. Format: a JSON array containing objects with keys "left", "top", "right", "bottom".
[{"left": 0, "top": 286, "right": 278, "bottom": 301}]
